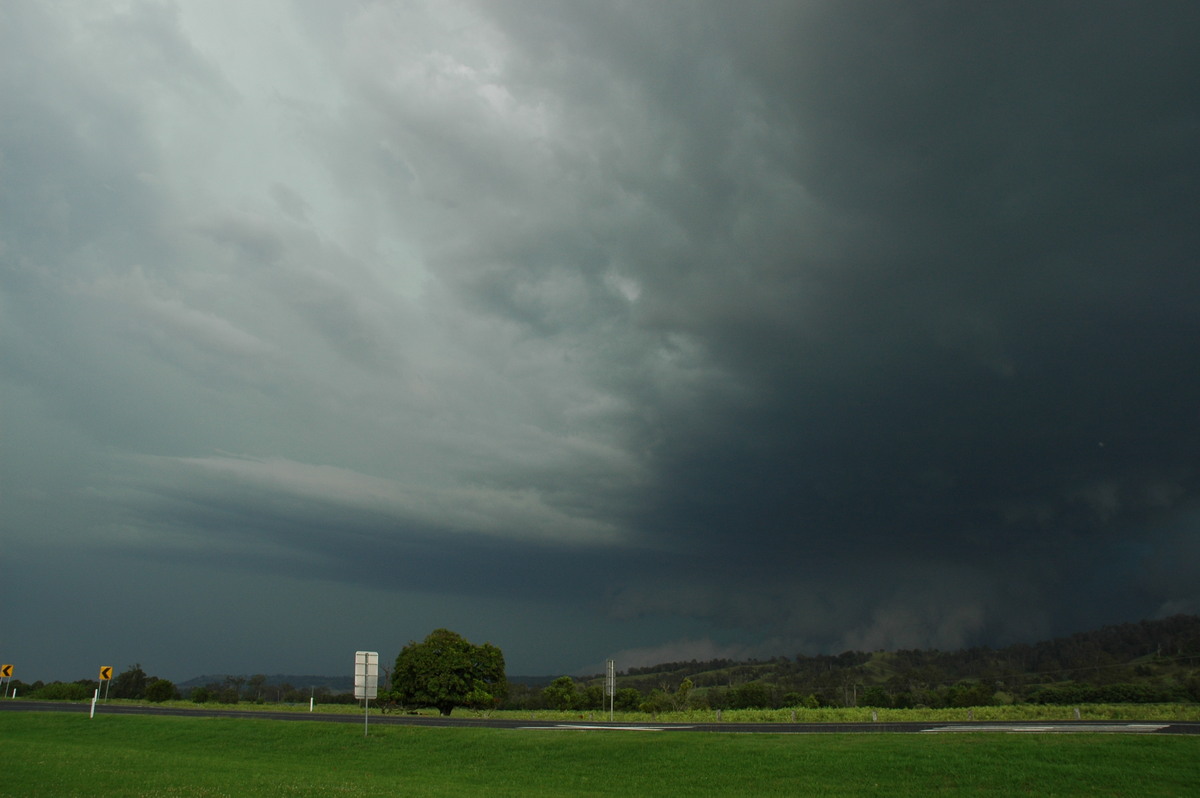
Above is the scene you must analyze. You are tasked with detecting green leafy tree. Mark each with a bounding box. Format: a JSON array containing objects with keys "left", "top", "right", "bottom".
[
  {"left": 145, "top": 679, "right": 178, "bottom": 703},
  {"left": 638, "top": 688, "right": 672, "bottom": 715},
  {"left": 613, "top": 687, "right": 643, "bottom": 711},
  {"left": 34, "top": 682, "right": 92, "bottom": 701},
  {"left": 391, "top": 629, "right": 507, "bottom": 716},
  {"left": 543, "top": 676, "right": 578, "bottom": 710},
  {"left": 728, "top": 681, "right": 773, "bottom": 709},
  {"left": 673, "top": 677, "right": 694, "bottom": 711},
  {"left": 111, "top": 664, "right": 149, "bottom": 699},
  {"left": 580, "top": 683, "right": 604, "bottom": 710},
  {"left": 859, "top": 685, "right": 890, "bottom": 708}
]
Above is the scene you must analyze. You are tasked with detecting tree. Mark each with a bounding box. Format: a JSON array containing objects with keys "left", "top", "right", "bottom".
[
  {"left": 673, "top": 677, "right": 694, "bottom": 711},
  {"left": 111, "top": 664, "right": 149, "bottom": 699},
  {"left": 638, "top": 688, "right": 672, "bottom": 715},
  {"left": 145, "top": 679, "right": 178, "bottom": 703},
  {"left": 580, "top": 683, "right": 605, "bottom": 710},
  {"left": 613, "top": 687, "right": 644, "bottom": 712},
  {"left": 543, "top": 676, "right": 578, "bottom": 710},
  {"left": 728, "top": 681, "right": 773, "bottom": 709},
  {"left": 391, "top": 629, "right": 507, "bottom": 716},
  {"left": 859, "top": 685, "right": 890, "bottom": 708}
]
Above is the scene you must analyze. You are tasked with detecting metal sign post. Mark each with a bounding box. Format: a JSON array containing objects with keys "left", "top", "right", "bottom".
[
  {"left": 99, "top": 666, "right": 113, "bottom": 702},
  {"left": 354, "top": 651, "right": 379, "bottom": 736},
  {"left": 605, "top": 659, "right": 615, "bottom": 721}
]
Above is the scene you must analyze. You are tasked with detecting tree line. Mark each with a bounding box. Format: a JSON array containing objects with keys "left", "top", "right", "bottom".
[{"left": 14, "top": 615, "right": 1200, "bottom": 713}]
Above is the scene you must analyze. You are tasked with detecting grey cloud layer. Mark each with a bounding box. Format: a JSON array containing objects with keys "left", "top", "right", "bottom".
[{"left": 3, "top": 0, "right": 1199, "bottom": 678}]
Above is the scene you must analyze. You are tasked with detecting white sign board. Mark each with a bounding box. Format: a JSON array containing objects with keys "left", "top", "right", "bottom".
[{"left": 354, "top": 651, "right": 379, "bottom": 699}]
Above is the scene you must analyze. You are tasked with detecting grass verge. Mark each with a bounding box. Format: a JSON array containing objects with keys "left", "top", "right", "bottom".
[{"left": 2, "top": 711, "right": 1197, "bottom": 797}]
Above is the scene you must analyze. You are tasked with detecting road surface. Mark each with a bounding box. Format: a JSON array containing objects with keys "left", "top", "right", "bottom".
[{"left": 3, "top": 700, "right": 1198, "bottom": 734}]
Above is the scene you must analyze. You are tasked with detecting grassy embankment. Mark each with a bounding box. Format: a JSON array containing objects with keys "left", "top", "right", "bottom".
[{"left": 2, "top": 711, "right": 1198, "bottom": 797}]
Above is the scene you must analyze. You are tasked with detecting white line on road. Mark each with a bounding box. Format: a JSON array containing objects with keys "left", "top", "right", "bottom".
[
  {"left": 517, "top": 724, "right": 687, "bottom": 731},
  {"left": 922, "top": 724, "right": 1168, "bottom": 734}
]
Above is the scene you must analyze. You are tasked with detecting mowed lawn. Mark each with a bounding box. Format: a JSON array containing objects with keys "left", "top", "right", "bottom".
[{"left": 1, "top": 712, "right": 1197, "bottom": 797}]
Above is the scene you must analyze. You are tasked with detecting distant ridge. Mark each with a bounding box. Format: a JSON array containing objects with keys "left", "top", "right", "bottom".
[
  {"left": 176, "top": 615, "right": 1200, "bottom": 698},
  {"left": 588, "top": 614, "right": 1200, "bottom": 704},
  {"left": 177, "top": 673, "right": 562, "bottom": 692},
  {"left": 177, "top": 674, "right": 353, "bottom": 692}
]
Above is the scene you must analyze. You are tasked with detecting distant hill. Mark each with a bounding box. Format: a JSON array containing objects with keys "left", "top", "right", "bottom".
[
  {"left": 177, "top": 674, "right": 353, "bottom": 693},
  {"left": 177, "top": 615, "right": 1200, "bottom": 707},
  {"left": 178, "top": 673, "right": 560, "bottom": 692},
  {"left": 581, "top": 614, "right": 1200, "bottom": 707},
  {"left": 506, "top": 675, "right": 561, "bottom": 688}
]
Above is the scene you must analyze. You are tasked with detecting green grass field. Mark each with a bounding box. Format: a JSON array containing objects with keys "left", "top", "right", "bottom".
[{"left": 2, "top": 711, "right": 1197, "bottom": 797}]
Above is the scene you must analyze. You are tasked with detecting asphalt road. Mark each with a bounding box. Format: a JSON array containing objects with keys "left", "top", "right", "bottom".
[{"left": 3, "top": 700, "right": 1198, "bottom": 734}]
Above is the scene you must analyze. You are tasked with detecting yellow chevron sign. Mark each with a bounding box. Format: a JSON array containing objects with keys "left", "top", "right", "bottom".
[
  {"left": 0, "top": 664, "right": 12, "bottom": 678},
  {"left": 99, "top": 666, "right": 113, "bottom": 681}
]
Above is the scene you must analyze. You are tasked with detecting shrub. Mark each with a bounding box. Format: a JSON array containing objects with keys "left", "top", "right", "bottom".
[
  {"left": 728, "top": 682, "right": 773, "bottom": 709},
  {"left": 145, "top": 679, "right": 178, "bottom": 703},
  {"left": 613, "top": 687, "right": 643, "bottom": 711},
  {"left": 34, "top": 682, "right": 92, "bottom": 701}
]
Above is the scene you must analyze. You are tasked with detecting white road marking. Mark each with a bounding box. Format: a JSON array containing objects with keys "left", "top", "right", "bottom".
[
  {"left": 517, "top": 724, "right": 686, "bottom": 731},
  {"left": 922, "top": 723, "right": 1168, "bottom": 734}
]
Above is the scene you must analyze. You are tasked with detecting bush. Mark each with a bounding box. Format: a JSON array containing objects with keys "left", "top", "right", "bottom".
[
  {"left": 190, "top": 687, "right": 211, "bottom": 704},
  {"left": 543, "top": 676, "right": 578, "bottom": 710},
  {"left": 145, "top": 679, "right": 178, "bottom": 703},
  {"left": 613, "top": 687, "right": 643, "bottom": 712},
  {"left": 638, "top": 689, "right": 672, "bottom": 714},
  {"left": 33, "top": 682, "right": 92, "bottom": 701},
  {"left": 728, "top": 682, "right": 773, "bottom": 709}
]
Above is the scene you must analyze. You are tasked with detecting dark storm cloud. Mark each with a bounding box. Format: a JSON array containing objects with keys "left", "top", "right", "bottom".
[
  {"left": 467, "top": 0, "right": 1200, "bottom": 649},
  {"left": 4, "top": 0, "right": 1200, "bottom": 679}
]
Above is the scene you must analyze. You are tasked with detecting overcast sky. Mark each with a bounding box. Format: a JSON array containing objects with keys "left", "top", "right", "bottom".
[{"left": 3, "top": 0, "right": 1200, "bottom": 683}]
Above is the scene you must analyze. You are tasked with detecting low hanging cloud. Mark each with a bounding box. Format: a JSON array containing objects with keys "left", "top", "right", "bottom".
[{"left": 135, "top": 453, "right": 631, "bottom": 547}]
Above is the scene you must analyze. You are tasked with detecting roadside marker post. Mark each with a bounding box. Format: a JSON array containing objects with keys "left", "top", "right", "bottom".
[
  {"left": 90, "top": 689, "right": 99, "bottom": 719},
  {"left": 354, "top": 651, "right": 379, "bottom": 737}
]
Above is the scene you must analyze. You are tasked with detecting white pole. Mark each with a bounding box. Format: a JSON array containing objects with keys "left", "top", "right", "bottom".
[
  {"left": 364, "top": 699, "right": 369, "bottom": 737},
  {"left": 90, "top": 689, "right": 99, "bottom": 719}
]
